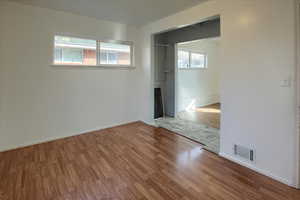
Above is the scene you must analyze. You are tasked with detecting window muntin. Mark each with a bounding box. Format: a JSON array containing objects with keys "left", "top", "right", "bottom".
[
  {"left": 53, "top": 36, "right": 133, "bottom": 67},
  {"left": 178, "top": 50, "right": 189, "bottom": 69}
]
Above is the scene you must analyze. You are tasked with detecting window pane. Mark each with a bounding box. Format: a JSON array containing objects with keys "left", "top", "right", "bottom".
[
  {"left": 54, "top": 48, "right": 62, "bottom": 63},
  {"left": 191, "top": 53, "right": 206, "bottom": 68},
  {"left": 54, "top": 36, "right": 96, "bottom": 65},
  {"left": 99, "top": 42, "right": 131, "bottom": 65},
  {"left": 62, "top": 48, "right": 83, "bottom": 64},
  {"left": 178, "top": 50, "right": 189, "bottom": 68},
  {"left": 108, "top": 53, "right": 118, "bottom": 64},
  {"left": 100, "top": 52, "right": 108, "bottom": 64}
]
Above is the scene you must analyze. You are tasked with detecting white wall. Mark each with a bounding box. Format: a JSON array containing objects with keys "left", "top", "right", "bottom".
[
  {"left": 0, "top": 0, "right": 298, "bottom": 189},
  {"left": 177, "top": 38, "right": 220, "bottom": 112},
  {"left": 139, "top": 0, "right": 298, "bottom": 187},
  {"left": 0, "top": 1, "right": 141, "bottom": 151}
]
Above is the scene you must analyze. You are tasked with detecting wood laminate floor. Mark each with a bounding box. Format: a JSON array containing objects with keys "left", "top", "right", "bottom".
[{"left": 0, "top": 122, "right": 299, "bottom": 200}]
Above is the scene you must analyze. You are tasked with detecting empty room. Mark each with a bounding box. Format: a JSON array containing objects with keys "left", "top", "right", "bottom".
[{"left": 1, "top": 0, "right": 300, "bottom": 199}]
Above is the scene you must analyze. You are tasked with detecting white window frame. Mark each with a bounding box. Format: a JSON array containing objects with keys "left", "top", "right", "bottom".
[
  {"left": 52, "top": 35, "right": 134, "bottom": 68},
  {"left": 177, "top": 50, "right": 207, "bottom": 69},
  {"left": 177, "top": 50, "right": 190, "bottom": 69},
  {"left": 190, "top": 52, "right": 207, "bottom": 69}
]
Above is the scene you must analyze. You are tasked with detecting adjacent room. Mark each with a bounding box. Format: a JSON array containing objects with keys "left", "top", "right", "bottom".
[
  {"left": 0, "top": 0, "right": 300, "bottom": 199},
  {"left": 154, "top": 19, "right": 221, "bottom": 153},
  {"left": 176, "top": 38, "right": 221, "bottom": 129}
]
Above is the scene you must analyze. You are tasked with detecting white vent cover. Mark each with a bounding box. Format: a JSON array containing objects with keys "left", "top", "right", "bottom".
[{"left": 234, "top": 144, "right": 254, "bottom": 161}]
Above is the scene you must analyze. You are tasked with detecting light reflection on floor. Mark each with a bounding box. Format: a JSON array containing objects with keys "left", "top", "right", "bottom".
[
  {"left": 177, "top": 147, "right": 204, "bottom": 166},
  {"left": 177, "top": 103, "right": 221, "bottom": 129},
  {"left": 195, "top": 108, "right": 221, "bottom": 113}
]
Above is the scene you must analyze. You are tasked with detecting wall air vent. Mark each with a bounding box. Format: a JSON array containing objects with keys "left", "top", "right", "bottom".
[{"left": 234, "top": 144, "right": 254, "bottom": 161}]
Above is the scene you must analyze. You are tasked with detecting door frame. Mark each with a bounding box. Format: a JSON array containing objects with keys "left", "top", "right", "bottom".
[
  {"left": 174, "top": 43, "right": 179, "bottom": 117},
  {"left": 295, "top": 0, "right": 300, "bottom": 189}
]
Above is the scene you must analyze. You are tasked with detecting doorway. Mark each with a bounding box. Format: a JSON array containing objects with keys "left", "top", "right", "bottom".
[{"left": 153, "top": 18, "right": 221, "bottom": 153}]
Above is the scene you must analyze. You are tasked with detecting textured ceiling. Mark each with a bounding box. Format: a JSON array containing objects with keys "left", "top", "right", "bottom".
[{"left": 7, "top": 0, "right": 209, "bottom": 26}]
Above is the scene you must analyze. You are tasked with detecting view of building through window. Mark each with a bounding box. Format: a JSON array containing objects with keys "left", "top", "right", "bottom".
[
  {"left": 54, "top": 36, "right": 132, "bottom": 66},
  {"left": 54, "top": 36, "right": 97, "bottom": 65},
  {"left": 99, "top": 42, "right": 131, "bottom": 65}
]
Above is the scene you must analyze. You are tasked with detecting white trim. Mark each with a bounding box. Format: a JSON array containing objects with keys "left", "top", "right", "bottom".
[
  {"left": 295, "top": 0, "right": 300, "bottom": 189},
  {"left": 50, "top": 64, "right": 135, "bottom": 69},
  {"left": 96, "top": 39, "right": 101, "bottom": 66},
  {"left": 144, "top": 120, "right": 157, "bottom": 127},
  {"left": 54, "top": 33, "right": 133, "bottom": 46},
  {"left": 174, "top": 43, "right": 179, "bottom": 116},
  {"left": 219, "top": 152, "right": 295, "bottom": 187},
  {"left": 151, "top": 34, "right": 156, "bottom": 120},
  {"left": 178, "top": 68, "right": 208, "bottom": 71},
  {"left": 0, "top": 120, "right": 139, "bottom": 153}
]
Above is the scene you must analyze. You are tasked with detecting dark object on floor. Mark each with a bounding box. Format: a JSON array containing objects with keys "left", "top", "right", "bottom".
[{"left": 154, "top": 87, "right": 163, "bottom": 118}]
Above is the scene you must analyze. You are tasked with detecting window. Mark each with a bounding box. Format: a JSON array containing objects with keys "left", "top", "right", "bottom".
[
  {"left": 53, "top": 35, "right": 133, "bottom": 67},
  {"left": 99, "top": 42, "right": 131, "bottom": 65},
  {"left": 54, "top": 36, "right": 96, "bottom": 65},
  {"left": 191, "top": 53, "right": 206, "bottom": 68},
  {"left": 178, "top": 51, "right": 190, "bottom": 68},
  {"left": 177, "top": 50, "right": 207, "bottom": 69}
]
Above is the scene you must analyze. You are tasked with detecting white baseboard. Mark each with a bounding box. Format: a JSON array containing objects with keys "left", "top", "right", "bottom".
[
  {"left": 0, "top": 120, "right": 139, "bottom": 153},
  {"left": 219, "top": 152, "right": 295, "bottom": 188},
  {"left": 143, "top": 119, "right": 157, "bottom": 127}
]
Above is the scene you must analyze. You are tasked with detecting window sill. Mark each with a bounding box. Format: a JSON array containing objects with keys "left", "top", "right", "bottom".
[
  {"left": 51, "top": 64, "right": 136, "bottom": 69},
  {"left": 179, "top": 68, "right": 207, "bottom": 70}
]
